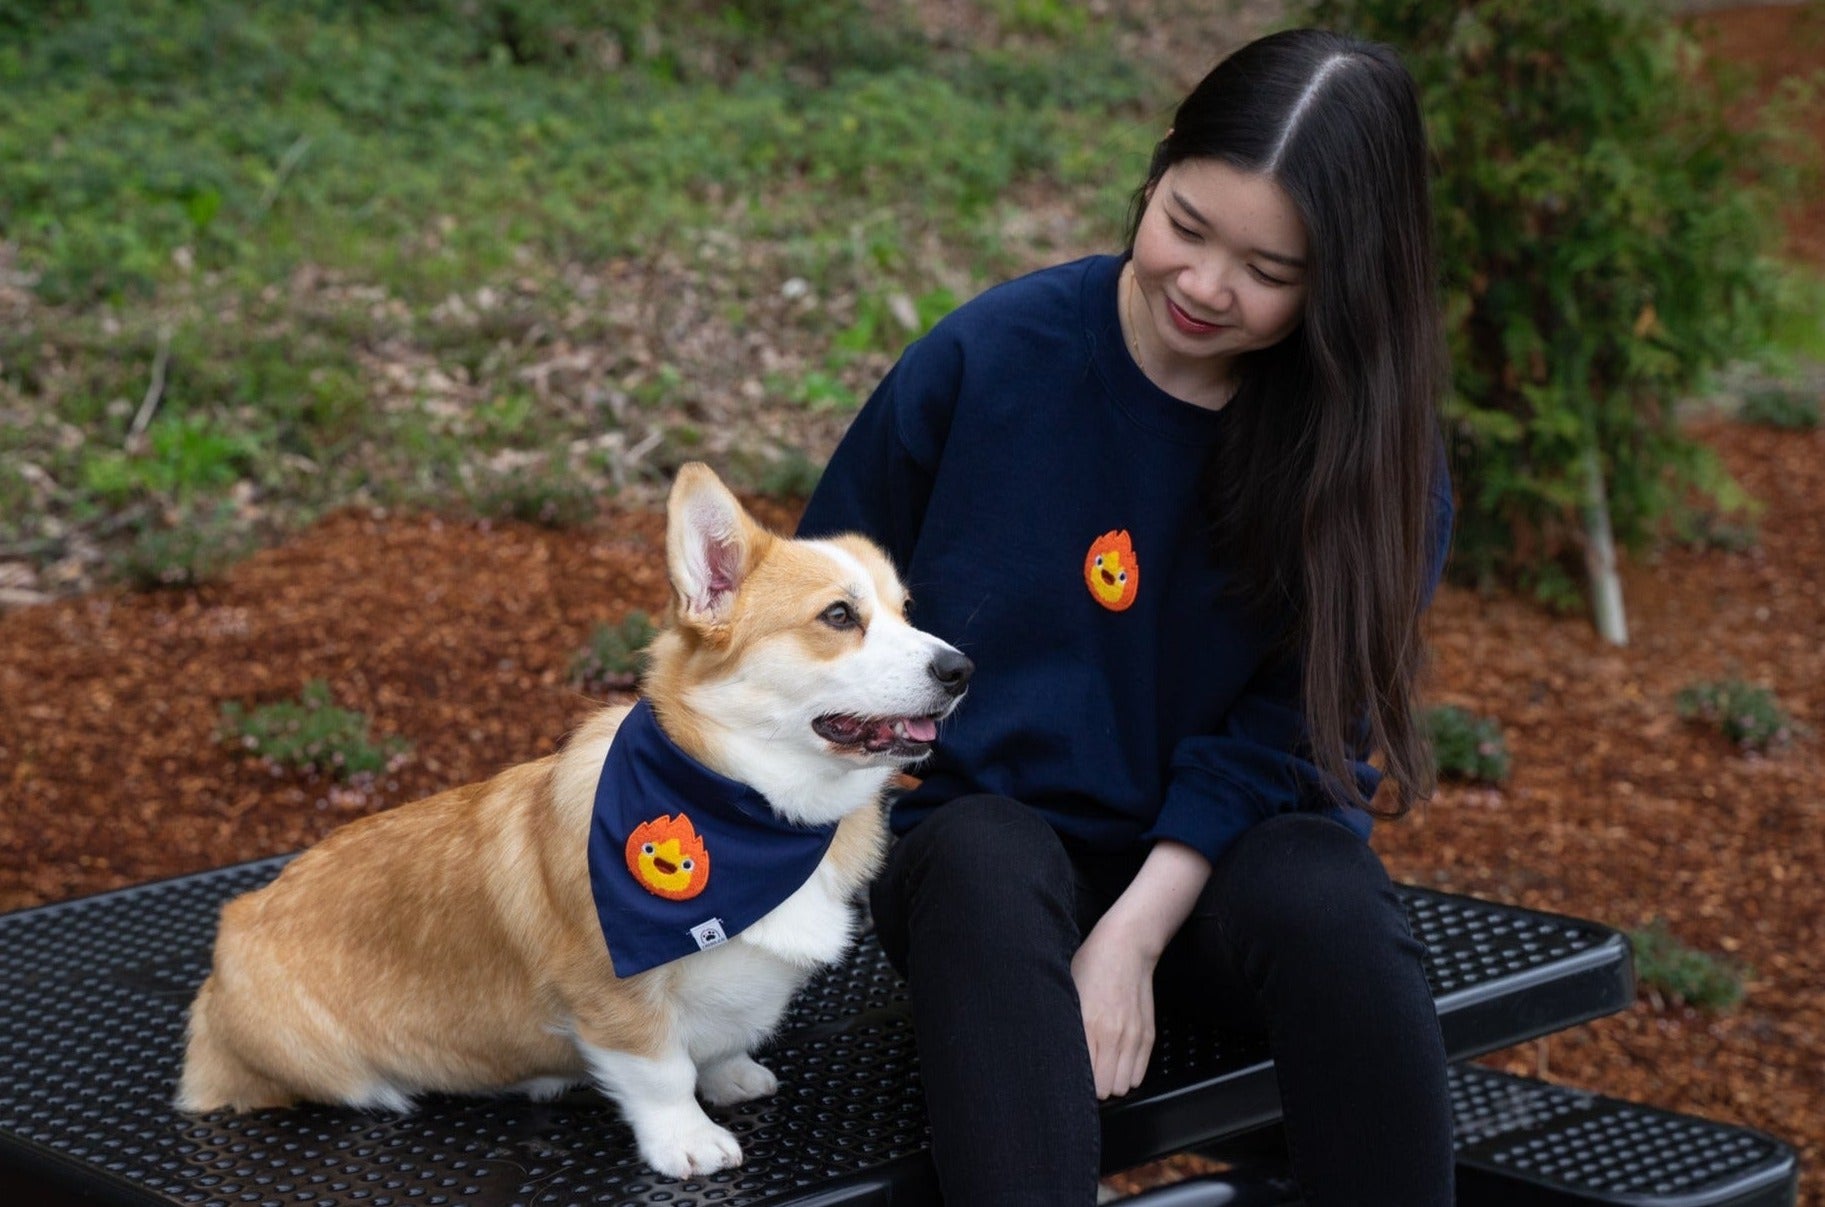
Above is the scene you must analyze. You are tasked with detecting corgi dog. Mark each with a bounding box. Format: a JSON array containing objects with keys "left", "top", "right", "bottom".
[{"left": 178, "top": 463, "right": 971, "bottom": 1179}]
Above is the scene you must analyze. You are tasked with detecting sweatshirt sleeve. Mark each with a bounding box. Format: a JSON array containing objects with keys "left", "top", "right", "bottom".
[
  {"left": 795, "top": 334, "right": 960, "bottom": 567},
  {"left": 1146, "top": 461, "right": 1456, "bottom": 867},
  {"left": 1143, "top": 656, "right": 1379, "bottom": 865}
]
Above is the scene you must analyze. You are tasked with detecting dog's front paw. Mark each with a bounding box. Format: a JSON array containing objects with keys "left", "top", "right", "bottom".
[
  {"left": 698, "top": 1055, "right": 779, "bottom": 1106},
  {"left": 640, "top": 1115, "right": 743, "bottom": 1180}
]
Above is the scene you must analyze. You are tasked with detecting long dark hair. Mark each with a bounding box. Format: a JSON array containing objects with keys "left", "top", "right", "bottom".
[{"left": 1128, "top": 29, "right": 1447, "bottom": 815}]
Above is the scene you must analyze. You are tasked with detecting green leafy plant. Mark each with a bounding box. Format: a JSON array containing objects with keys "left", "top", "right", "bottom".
[
  {"left": 1424, "top": 704, "right": 1511, "bottom": 786},
  {"left": 1629, "top": 919, "right": 1750, "bottom": 1012},
  {"left": 109, "top": 503, "right": 253, "bottom": 590},
  {"left": 984, "top": 0, "right": 1089, "bottom": 39},
  {"left": 467, "top": 462, "right": 600, "bottom": 528},
  {"left": 220, "top": 680, "right": 409, "bottom": 779},
  {"left": 1739, "top": 386, "right": 1820, "bottom": 431},
  {"left": 751, "top": 446, "right": 824, "bottom": 498},
  {"left": 1305, "top": 0, "right": 1809, "bottom": 607},
  {"left": 1517, "top": 561, "right": 1587, "bottom": 618},
  {"left": 83, "top": 415, "right": 255, "bottom": 504},
  {"left": 831, "top": 286, "right": 960, "bottom": 360},
  {"left": 1675, "top": 676, "right": 1804, "bottom": 752},
  {"left": 1766, "top": 268, "right": 1825, "bottom": 362},
  {"left": 570, "top": 610, "right": 660, "bottom": 694},
  {"left": 1671, "top": 507, "right": 1760, "bottom": 554},
  {"left": 780, "top": 368, "right": 858, "bottom": 412}
]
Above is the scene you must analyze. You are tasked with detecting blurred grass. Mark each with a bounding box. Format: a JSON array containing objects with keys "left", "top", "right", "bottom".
[{"left": 0, "top": 0, "right": 1161, "bottom": 569}]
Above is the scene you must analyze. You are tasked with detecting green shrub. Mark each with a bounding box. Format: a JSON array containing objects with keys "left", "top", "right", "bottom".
[
  {"left": 82, "top": 415, "right": 256, "bottom": 504},
  {"left": 1671, "top": 507, "right": 1760, "bottom": 554},
  {"left": 1424, "top": 704, "right": 1511, "bottom": 786},
  {"left": 1516, "top": 561, "right": 1587, "bottom": 618},
  {"left": 1675, "top": 677, "right": 1803, "bottom": 752},
  {"left": 220, "top": 680, "right": 409, "bottom": 779},
  {"left": 749, "top": 446, "right": 825, "bottom": 499},
  {"left": 984, "top": 0, "right": 1089, "bottom": 39},
  {"left": 570, "top": 611, "right": 660, "bottom": 694},
  {"left": 831, "top": 286, "right": 961, "bottom": 359},
  {"left": 778, "top": 369, "right": 859, "bottom": 412},
  {"left": 109, "top": 503, "right": 253, "bottom": 590},
  {"left": 467, "top": 461, "right": 601, "bottom": 528},
  {"left": 1629, "top": 919, "right": 1749, "bottom": 1012},
  {"left": 728, "top": 441, "right": 827, "bottom": 495},
  {"left": 1740, "top": 386, "right": 1821, "bottom": 431},
  {"left": 1766, "top": 269, "right": 1825, "bottom": 362},
  {"left": 1305, "top": 0, "right": 1807, "bottom": 597}
]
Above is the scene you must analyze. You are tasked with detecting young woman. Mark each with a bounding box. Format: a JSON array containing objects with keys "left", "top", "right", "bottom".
[{"left": 797, "top": 28, "right": 1456, "bottom": 1207}]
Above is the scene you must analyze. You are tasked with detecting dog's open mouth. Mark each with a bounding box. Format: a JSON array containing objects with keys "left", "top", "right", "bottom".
[{"left": 812, "top": 713, "right": 941, "bottom": 758}]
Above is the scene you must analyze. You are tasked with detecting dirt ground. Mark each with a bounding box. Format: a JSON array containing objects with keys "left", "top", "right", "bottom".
[{"left": 1, "top": 3, "right": 1821, "bottom": 1202}]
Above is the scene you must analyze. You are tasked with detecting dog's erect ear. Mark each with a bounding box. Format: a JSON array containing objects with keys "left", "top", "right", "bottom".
[{"left": 666, "top": 463, "right": 761, "bottom": 631}]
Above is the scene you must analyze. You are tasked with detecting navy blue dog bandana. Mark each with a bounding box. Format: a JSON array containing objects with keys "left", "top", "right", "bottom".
[{"left": 587, "top": 699, "right": 839, "bottom": 977}]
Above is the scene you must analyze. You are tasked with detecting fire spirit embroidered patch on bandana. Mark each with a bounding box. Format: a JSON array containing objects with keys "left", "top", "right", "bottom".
[
  {"left": 586, "top": 699, "right": 838, "bottom": 976},
  {"left": 624, "top": 813, "right": 710, "bottom": 901}
]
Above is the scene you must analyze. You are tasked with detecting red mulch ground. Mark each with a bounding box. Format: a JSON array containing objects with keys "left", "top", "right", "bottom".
[{"left": 2, "top": 3, "right": 1821, "bottom": 1201}]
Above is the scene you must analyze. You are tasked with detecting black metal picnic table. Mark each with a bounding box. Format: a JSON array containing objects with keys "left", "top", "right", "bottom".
[{"left": 0, "top": 855, "right": 1799, "bottom": 1206}]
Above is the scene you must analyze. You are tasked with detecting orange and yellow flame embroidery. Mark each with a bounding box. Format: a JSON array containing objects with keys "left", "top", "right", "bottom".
[
  {"left": 625, "top": 814, "right": 711, "bottom": 901},
  {"left": 1084, "top": 530, "right": 1139, "bottom": 612}
]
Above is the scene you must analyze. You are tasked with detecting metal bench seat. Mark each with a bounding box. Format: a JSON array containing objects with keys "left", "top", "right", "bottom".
[
  {"left": 0, "top": 857, "right": 1795, "bottom": 1206},
  {"left": 1449, "top": 1065, "right": 1797, "bottom": 1207},
  {"left": 1132, "top": 1065, "right": 1798, "bottom": 1207}
]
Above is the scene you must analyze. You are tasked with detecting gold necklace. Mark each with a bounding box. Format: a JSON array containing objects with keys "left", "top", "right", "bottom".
[
  {"left": 1126, "top": 264, "right": 1238, "bottom": 410},
  {"left": 1123, "top": 264, "right": 1149, "bottom": 374}
]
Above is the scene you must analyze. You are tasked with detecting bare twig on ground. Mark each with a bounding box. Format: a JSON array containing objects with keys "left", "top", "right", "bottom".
[{"left": 125, "top": 327, "right": 173, "bottom": 452}]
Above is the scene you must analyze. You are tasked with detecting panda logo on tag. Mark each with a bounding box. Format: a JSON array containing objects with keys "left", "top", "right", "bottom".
[{"left": 689, "top": 918, "right": 728, "bottom": 951}]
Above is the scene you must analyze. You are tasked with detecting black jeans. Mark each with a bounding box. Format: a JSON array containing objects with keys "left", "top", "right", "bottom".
[{"left": 869, "top": 795, "right": 1454, "bottom": 1207}]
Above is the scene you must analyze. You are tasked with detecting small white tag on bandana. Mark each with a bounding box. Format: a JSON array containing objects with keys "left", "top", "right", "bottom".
[{"left": 689, "top": 918, "right": 729, "bottom": 951}]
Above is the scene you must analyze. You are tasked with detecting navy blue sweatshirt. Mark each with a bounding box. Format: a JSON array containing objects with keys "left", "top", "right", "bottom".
[{"left": 798, "top": 254, "right": 1452, "bottom": 867}]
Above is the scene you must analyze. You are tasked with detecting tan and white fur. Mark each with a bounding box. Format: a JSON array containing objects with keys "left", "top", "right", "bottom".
[{"left": 178, "top": 463, "right": 970, "bottom": 1179}]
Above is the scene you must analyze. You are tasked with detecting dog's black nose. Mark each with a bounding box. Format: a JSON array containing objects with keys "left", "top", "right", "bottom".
[{"left": 929, "top": 649, "right": 974, "bottom": 697}]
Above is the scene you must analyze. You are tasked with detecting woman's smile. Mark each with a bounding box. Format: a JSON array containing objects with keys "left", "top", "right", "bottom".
[{"left": 1166, "top": 296, "right": 1227, "bottom": 335}]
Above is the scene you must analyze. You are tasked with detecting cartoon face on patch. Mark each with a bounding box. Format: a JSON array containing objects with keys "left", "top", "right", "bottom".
[
  {"left": 1084, "top": 530, "right": 1139, "bottom": 612},
  {"left": 625, "top": 814, "right": 711, "bottom": 901}
]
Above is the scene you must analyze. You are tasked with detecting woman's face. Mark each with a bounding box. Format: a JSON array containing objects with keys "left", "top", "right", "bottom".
[{"left": 1128, "top": 158, "right": 1309, "bottom": 390}]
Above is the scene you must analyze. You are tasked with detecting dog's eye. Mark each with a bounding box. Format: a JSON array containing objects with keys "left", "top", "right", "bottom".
[{"left": 821, "top": 602, "right": 858, "bottom": 630}]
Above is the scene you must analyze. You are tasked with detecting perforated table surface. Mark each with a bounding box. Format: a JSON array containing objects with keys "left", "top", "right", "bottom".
[{"left": 0, "top": 857, "right": 1632, "bottom": 1207}]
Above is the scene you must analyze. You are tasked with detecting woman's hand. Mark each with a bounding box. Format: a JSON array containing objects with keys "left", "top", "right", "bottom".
[
  {"left": 1070, "top": 839, "right": 1213, "bottom": 1100},
  {"left": 1071, "top": 916, "right": 1160, "bottom": 1099}
]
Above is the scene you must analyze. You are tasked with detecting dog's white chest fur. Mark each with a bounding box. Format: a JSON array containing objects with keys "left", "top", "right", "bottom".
[
  {"left": 732, "top": 856, "right": 861, "bottom": 968},
  {"left": 669, "top": 858, "right": 860, "bottom": 1060}
]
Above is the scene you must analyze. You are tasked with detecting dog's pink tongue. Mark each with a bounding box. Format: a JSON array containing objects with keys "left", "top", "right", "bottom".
[{"left": 903, "top": 716, "right": 938, "bottom": 743}]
